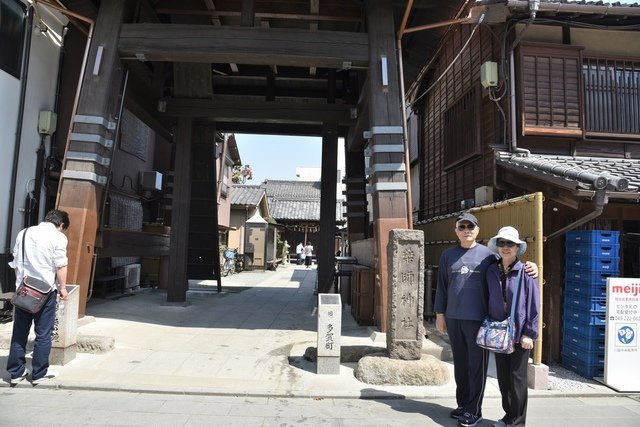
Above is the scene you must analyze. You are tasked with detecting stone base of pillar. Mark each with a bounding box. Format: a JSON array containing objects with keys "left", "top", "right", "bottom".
[
  {"left": 160, "top": 301, "right": 190, "bottom": 307},
  {"left": 317, "top": 356, "right": 341, "bottom": 375},
  {"left": 50, "top": 345, "right": 77, "bottom": 366},
  {"left": 421, "top": 335, "right": 453, "bottom": 361},
  {"left": 527, "top": 362, "right": 549, "bottom": 390}
]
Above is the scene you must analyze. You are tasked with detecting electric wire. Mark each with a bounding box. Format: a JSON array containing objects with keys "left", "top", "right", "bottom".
[{"left": 410, "top": 13, "right": 486, "bottom": 108}]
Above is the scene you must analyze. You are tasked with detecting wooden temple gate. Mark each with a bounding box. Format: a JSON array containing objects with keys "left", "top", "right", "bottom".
[{"left": 54, "top": 0, "right": 409, "bottom": 324}]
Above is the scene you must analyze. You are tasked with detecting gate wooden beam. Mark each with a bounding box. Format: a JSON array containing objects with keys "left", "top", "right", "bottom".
[
  {"left": 162, "top": 98, "right": 354, "bottom": 125},
  {"left": 118, "top": 24, "right": 369, "bottom": 68},
  {"left": 96, "top": 230, "right": 170, "bottom": 258}
]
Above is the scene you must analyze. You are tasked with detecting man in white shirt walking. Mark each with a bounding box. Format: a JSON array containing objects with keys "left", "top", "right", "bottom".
[{"left": 296, "top": 242, "right": 304, "bottom": 265}]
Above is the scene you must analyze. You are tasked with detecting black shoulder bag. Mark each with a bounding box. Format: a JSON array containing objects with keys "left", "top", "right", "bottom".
[{"left": 11, "top": 228, "right": 52, "bottom": 314}]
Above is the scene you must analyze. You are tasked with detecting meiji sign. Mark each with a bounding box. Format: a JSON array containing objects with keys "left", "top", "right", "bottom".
[
  {"left": 611, "top": 282, "right": 640, "bottom": 297},
  {"left": 604, "top": 278, "right": 640, "bottom": 392}
]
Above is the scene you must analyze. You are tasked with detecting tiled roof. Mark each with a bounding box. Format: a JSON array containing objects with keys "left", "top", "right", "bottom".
[
  {"left": 545, "top": 1, "right": 639, "bottom": 6},
  {"left": 496, "top": 152, "right": 640, "bottom": 194},
  {"left": 261, "top": 180, "right": 321, "bottom": 199},
  {"left": 504, "top": 1, "right": 640, "bottom": 20},
  {"left": 230, "top": 185, "right": 265, "bottom": 206},
  {"left": 507, "top": 0, "right": 640, "bottom": 7},
  {"left": 259, "top": 180, "right": 345, "bottom": 222},
  {"left": 269, "top": 199, "right": 320, "bottom": 221},
  {"left": 268, "top": 199, "right": 345, "bottom": 222}
]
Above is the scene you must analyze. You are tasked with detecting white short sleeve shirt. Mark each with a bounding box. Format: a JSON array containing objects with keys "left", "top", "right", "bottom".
[{"left": 8, "top": 222, "right": 68, "bottom": 290}]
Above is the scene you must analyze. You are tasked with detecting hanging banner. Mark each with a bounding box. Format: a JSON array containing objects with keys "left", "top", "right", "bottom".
[{"left": 604, "top": 278, "right": 640, "bottom": 392}]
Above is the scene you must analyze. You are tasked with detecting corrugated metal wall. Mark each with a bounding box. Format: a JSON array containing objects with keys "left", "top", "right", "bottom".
[{"left": 417, "top": 193, "right": 543, "bottom": 267}]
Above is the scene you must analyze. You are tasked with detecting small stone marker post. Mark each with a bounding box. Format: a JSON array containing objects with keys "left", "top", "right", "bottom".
[
  {"left": 317, "top": 293, "right": 342, "bottom": 374},
  {"left": 387, "top": 229, "right": 424, "bottom": 360},
  {"left": 50, "top": 285, "right": 80, "bottom": 365}
]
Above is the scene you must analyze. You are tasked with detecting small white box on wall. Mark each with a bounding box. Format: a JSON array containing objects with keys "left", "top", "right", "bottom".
[
  {"left": 38, "top": 110, "right": 57, "bottom": 135},
  {"left": 139, "top": 171, "right": 163, "bottom": 191},
  {"left": 475, "top": 186, "right": 494, "bottom": 206}
]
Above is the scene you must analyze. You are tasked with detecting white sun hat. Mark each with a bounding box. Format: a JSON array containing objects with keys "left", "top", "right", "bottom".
[{"left": 487, "top": 226, "right": 527, "bottom": 257}]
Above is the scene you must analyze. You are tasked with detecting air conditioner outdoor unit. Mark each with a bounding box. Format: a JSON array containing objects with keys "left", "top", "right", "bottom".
[{"left": 118, "top": 263, "right": 141, "bottom": 289}]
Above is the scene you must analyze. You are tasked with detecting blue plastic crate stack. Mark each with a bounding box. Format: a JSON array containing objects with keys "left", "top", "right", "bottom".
[{"left": 562, "top": 230, "right": 620, "bottom": 378}]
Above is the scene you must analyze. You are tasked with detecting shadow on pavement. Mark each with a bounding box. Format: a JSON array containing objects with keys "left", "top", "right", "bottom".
[{"left": 360, "top": 388, "right": 451, "bottom": 426}]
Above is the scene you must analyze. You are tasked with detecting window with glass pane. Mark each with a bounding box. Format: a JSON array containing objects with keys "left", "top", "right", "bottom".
[{"left": 0, "top": 0, "right": 26, "bottom": 78}]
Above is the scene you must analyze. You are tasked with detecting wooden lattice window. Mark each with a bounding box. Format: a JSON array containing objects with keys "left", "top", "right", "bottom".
[
  {"left": 519, "top": 43, "right": 583, "bottom": 137},
  {"left": 583, "top": 57, "right": 640, "bottom": 137},
  {"left": 443, "top": 87, "right": 480, "bottom": 170}
]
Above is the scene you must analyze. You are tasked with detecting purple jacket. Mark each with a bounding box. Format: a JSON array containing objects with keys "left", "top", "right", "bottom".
[{"left": 486, "top": 260, "right": 540, "bottom": 341}]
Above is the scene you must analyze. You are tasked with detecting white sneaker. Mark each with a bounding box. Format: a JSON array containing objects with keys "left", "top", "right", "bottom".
[
  {"left": 32, "top": 370, "right": 58, "bottom": 385},
  {"left": 10, "top": 369, "right": 29, "bottom": 386}
]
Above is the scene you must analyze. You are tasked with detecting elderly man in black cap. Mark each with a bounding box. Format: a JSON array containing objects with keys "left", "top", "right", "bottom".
[{"left": 434, "top": 212, "right": 537, "bottom": 427}]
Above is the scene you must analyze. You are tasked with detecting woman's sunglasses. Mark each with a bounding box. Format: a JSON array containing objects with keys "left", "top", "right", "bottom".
[
  {"left": 496, "top": 239, "right": 518, "bottom": 248},
  {"left": 456, "top": 223, "right": 476, "bottom": 231}
]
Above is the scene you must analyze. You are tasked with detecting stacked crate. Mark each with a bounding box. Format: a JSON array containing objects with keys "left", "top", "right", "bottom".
[{"left": 562, "top": 230, "right": 620, "bottom": 378}]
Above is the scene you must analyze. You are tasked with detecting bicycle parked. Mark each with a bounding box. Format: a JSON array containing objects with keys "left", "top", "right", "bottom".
[{"left": 223, "top": 249, "right": 237, "bottom": 276}]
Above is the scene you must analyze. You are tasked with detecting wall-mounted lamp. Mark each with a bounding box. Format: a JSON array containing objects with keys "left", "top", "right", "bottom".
[
  {"left": 381, "top": 55, "right": 389, "bottom": 89},
  {"left": 92, "top": 45, "right": 104, "bottom": 76}
]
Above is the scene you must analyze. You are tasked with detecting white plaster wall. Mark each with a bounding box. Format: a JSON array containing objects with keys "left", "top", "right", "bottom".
[
  {"left": 572, "top": 28, "right": 640, "bottom": 57},
  {"left": 0, "top": 73, "right": 21, "bottom": 249},
  {"left": 1, "top": 4, "right": 67, "bottom": 250},
  {"left": 518, "top": 24, "right": 640, "bottom": 58}
]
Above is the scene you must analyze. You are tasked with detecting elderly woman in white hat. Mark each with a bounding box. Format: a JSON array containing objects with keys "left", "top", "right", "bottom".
[{"left": 486, "top": 226, "right": 540, "bottom": 427}]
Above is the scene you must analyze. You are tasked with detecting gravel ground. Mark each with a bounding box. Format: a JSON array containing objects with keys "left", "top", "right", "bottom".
[
  {"left": 546, "top": 362, "right": 600, "bottom": 390},
  {"left": 425, "top": 323, "right": 601, "bottom": 392}
]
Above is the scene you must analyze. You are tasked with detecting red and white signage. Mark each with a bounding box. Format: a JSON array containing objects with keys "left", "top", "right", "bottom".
[{"left": 605, "top": 278, "right": 640, "bottom": 392}]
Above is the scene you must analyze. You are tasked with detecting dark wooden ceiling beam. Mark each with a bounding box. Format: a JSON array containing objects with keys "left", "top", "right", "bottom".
[
  {"left": 203, "top": 0, "right": 240, "bottom": 73},
  {"left": 162, "top": 98, "right": 355, "bottom": 125},
  {"left": 309, "top": 0, "right": 319, "bottom": 76},
  {"left": 155, "top": 9, "right": 361, "bottom": 22},
  {"left": 214, "top": 121, "right": 323, "bottom": 136},
  {"left": 119, "top": 24, "right": 369, "bottom": 68}
]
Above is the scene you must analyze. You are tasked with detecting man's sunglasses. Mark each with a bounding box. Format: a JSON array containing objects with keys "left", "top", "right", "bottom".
[
  {"left": 456, "top": 223, "right": 476, "bottom": 231},
  {"left": 496, "top": 239, "right": 518, "bottom": 248}
]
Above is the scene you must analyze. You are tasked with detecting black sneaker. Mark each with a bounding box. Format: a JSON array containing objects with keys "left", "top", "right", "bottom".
[
  {"left": 458, "top": 412, "right": 483, "bottom": 427},
  {"left": 450, "top": 407, "right": 465, "bottom": 419},
  {"left": 10, "top": 369, "right": 29, "bottom": 387}
]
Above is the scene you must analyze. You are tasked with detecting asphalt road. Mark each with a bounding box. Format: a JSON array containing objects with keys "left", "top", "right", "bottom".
[{"left": 1, "top": 388, "right": 639, "bottom": 426}]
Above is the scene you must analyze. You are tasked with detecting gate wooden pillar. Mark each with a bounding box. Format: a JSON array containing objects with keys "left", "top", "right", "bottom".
[
  {"left": 167, "top": 117, "right": 193, "bottom": 303},
  {"left": 365, "top": 0, "right": 409, "bottom": 331},
  {"left": 318, "top": 123, "right": 339, "bottom": 294},
  {"left": 343, "top": 145, "right": 368, "bottom": 243},
  {"left": 56, "top": 0, "right": 132, "bottom": 316}
]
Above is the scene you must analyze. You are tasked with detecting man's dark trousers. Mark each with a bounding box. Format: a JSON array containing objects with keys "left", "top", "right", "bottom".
[
  {"left": 446, "top": 317, "right": 489, "bottom": 416},
  {"left": 7, "top": 290, "right": 58, "bottom": 381}
]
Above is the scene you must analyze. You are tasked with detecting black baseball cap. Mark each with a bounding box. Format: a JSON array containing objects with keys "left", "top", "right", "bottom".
[{"left": 456, "top": 212, "right": 478, "bottom": 226}]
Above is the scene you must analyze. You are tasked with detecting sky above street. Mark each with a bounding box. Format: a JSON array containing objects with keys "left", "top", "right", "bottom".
[{"left": 233, "top": 134, "right": 323, "bottom": 184}]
